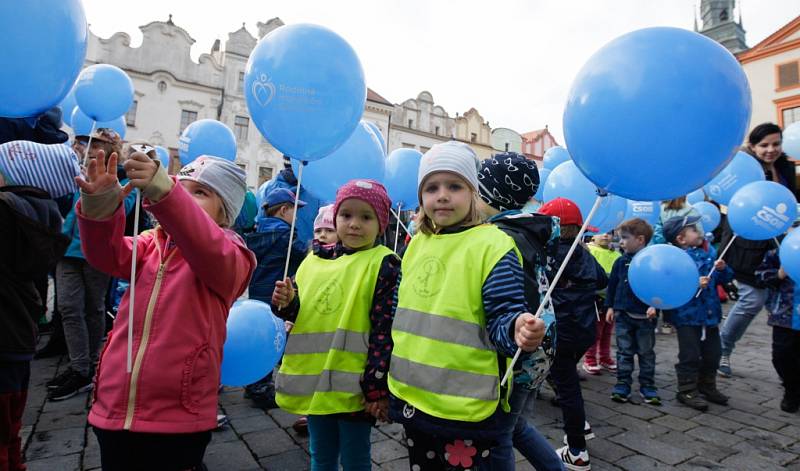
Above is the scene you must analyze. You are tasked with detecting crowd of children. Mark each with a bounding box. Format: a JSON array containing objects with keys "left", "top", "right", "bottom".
[{"left": 3, "top": 121, "right": 799, "bottom": 471}]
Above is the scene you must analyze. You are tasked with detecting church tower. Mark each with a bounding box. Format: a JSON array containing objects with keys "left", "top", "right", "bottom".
[{"left": 695, "top": 0, "right": 748, "bottom": 54}]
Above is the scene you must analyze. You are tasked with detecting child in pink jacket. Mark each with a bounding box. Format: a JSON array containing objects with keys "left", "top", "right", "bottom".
[{"left": 76, "top": 150, "right": 256, "bottom": 470}]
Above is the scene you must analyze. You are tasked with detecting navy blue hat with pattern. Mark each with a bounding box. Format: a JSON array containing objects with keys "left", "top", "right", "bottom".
[{"left": 478, "top": 152, "right": 540, "bottom": 212}]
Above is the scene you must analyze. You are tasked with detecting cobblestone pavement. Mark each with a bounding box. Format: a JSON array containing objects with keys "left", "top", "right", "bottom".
[{"left": 21, "top": 305, "right": 800, "bottom": 470}]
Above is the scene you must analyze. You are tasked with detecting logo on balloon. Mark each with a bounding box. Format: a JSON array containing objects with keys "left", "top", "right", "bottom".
[
  {"left": 631, "top": 202, "right": 654, "bottom": 215},
  {"left": 754, "top": 204, "right": 790, "bottom": 230},
  {"left": 271, "top": 314, "right": 284, "bottom": 351},
  {"left": 178, "top": 136, "right": 191, "bottom": 153},
  {"left": 252, "top": 74, "right": 276, "bottom": 107},
  {"left": 708, "top": 173, "right": 738, "bottom": 197}
]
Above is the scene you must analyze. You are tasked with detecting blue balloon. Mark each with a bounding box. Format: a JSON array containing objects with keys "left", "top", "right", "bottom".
[
  {"left": 385, "top": 148, "right": 423, "bottom": 208},
  {"left": 221, "top": 300, "right": 286, "bottom": 386},
  {"left": 624, "top": 200, "right": 661, "bottom": 226},
  {"left": 563, "top": 27, "right": 751, "bottom": 201},
  {"left": 292, "top": 121, "right": 385, "bottom": 203},
  {"left": 366, "top": 121, "right": 387, "bottom": 154},
  {"left": 534, "top": 168, "right": 552, "bottom": 201},
  {"left": 542, "top": 160, "right": 626, "bottom": 233},
  {"left": 703, "top": 151, "right": 764, "bottom": 205},
  {"left": 686, "top": 189, "right": 705, "bottom": 205},
  {"left": 779, "top": 229, "right": 800, "bottom": 282},
  {"left": 59, "top": 86, "right": 78, "bottom": 128},
  {"left": 155, "top": 146, "right": 171, "bottom": 170},
  {"left": 70, "top": 108, "right": 127, "bottom": 139},
  {"left": 692, "top": 201, "right": 721, "bottom": 232},
  {"left": 0, "top": 0, "right": 87, "bottom": 118},
  {"left": 782, "top": 122, "right": 800, "bottom": 160},
  {"left": 728, "top": 181, "right": 798, "bottom": 240},
  {"left": 629, "top": 244, "right": 700, "bottom": 309},
  {"left": 245, "top": 24, "right": 366, "bottom": 162},
  {"left": 74, "top": 64, "right": 134, "bottom": 122},
  {"left": 179, "top": 119, "right": 237, "bottom": 166},
  {"left": 543, "top": 146, "right": 570, "bottom": 171}
]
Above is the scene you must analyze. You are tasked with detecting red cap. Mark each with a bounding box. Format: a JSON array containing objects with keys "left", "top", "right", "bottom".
[{"left": 538, "top": 197, "right": 599, "bottom": 232}]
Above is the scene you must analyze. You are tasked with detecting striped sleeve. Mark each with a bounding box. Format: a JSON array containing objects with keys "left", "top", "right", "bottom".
[
  {"left": 0, "top": 140, "right": 80, "bottom": 198},
  {"left": 483, "top": 250, "right": 529, "bottom": 357}
]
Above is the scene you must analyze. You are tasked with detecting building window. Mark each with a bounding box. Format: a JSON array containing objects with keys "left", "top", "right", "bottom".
[
  {"left": 505, "top": 143, "right": 509, "bottom": 152},
  {"left": 408, "top": 119, "right": 414, "bottom": 128},
  {"left": 402, "top": 143, "right": 415, "bottom": 149},
  {"left": 420, "top": 146, "right": 430, "bottom": 153},
  {"left": 237, "top": 71, "right": 245, "bottom": 93},
  {"left": 470, "top": 133, "right": 477, "bottom": 143},
  {"left": 180, "top": 110, "right": 198, "bottom": 133},
  {"left": 158, "top": 81, "right": 167, "bottom": 93},
  {"left": 234, "top": 115, "right": 249, "bottom": 141},
  {"left": 126, "top": 100, "right": 138, "bottom": 127},
  {"left": 778, "top": 61, "right": 800, "bottom": 90},
  {"left": 783, "top": 107, "right": 800, "bottom": 127},
  {"left": 435, "top": 126, "right": 440, "bottom": 135},
  {"left": 258, "top": 166, "right": 273, "bottom": 186}
]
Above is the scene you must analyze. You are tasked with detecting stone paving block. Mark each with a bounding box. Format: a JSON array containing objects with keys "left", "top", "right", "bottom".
[
  {"left": 378, "top": 457, "right": 410, "bottom": 470},
  {"left": 685, "top": 426, "right": 744, "bottom": 448},
  {"left": 603, "top": 414, "right": 668, "bottom": 438},
  {"left": 616, "top": 454, "right": 675, "bottom": 470},
  {"left": 658, "top": 430, "right": 736, "bottom": 463},
  {"left": 203, "top": 439, "right": 262, "bottom": 471},
  {"left": 83, "top": 430, "right": 100, "bottom": 469},
  {"left": 223, "top": 403, "right": 269, "bottom": 419},
  {"left": 591, "top": 457, "right": 624, "bottom": 471},
  {"left": 692, "top": 412, "right": 743, "bottom": 433},
  {"left": 733, "top": 438, "right": 798, "bottom": 466},
  {"left": 777, "top": 424, "right": 800, "bottom": 441},
  {"left": 582, "top": 401, "right": 619, "bottom": 421},
  {"left": 242, "top": 430, "right": 297, "bottom": 458},
  {"left": 721, "top": 408, "right": 786, "bottom": 431},
  {"left": 651, "top": 414, "right": 697, "bottom": 432},
  {"left": 589, "top": 421, "right": 625, "bottom": 440},
  {"left": 652, "top": 401, "right": 704, "bottom": 420},
  {"left": 284, "top": 426, "right": 310, "bottom": 446},
  {"left": 24, "top": 453, "right": 80, "bottom": 471},
  {"left": 720, "top": 451, "right": 787, "bottom": 471},
  {"left": 377, "top": 422, "right": 405, "bottom": 442},
  {"left": 259, "top": 448, "right": 310, "bottom": 471},
  {"left": 230, "top": 414, "right": 280, "bottom": 435},
  {"left": 608, "top": 431, "right": 694, "bottom": 465},
  {"left": 371, "top": 438, "right": 408, "bottom": 464},
  {"left": 210, "top": 425, "right": 241, "bottom": 444},
  {"left": 25, "top": 427, "right": 84, "bottom": 460},
  {"left": 735, "top": 426, "right": 796, "bottom": 448},
  {"left": 371, "top": 427, "right": 389, "bottom": 444},
  {"left": 586, "top": 437, "right": 635, "bottom": 463},
  {"left": 41, "top": 394, "right": 89, "bottom": 415},
  {"left": 35, "top": 411, "right": 87, "bottom": 432},
  {"left": 675, "top": 457, "right": 729, "bottom": 470},
  {"left": 20, "top": 425, "right": 32, "bottom": 449},
  {"left": 268, "top": 408, "right": 302, "bottom": 428}
]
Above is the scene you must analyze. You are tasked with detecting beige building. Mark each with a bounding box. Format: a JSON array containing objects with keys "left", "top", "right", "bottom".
[
  {"left": 454, "top": 108, "right": 494, "bottom": 159},
  {"left": 491, "top": 128, "right": 523, "bottom": 154},
  {"left": 388, "top": 91, "right": 453, "bottom": 154}
]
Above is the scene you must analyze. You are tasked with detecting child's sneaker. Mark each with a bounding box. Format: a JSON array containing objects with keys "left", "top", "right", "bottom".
[
  {"left": 639, "top": 386, "right": 662, "bottom": 405},
  {"left": 611, "top": 384, "right": 631, "bottom": 403},
  {"left": 599, "top": 359, "right": 617, "bottom": 372},
  {"left": 718, "top": 355, "right": 732, "bottom": 378},
  {"left": 660, "top": 323, "right": 673, "bottom": 334},
  {"left": 562, "top": 421, "right": 596, "bottom": 445},
  {"left": 582, "top": 360, "right": 602, "bottom": 375},
  {"left": 557, "top": 445, "right": 591, "bottom": 471}
]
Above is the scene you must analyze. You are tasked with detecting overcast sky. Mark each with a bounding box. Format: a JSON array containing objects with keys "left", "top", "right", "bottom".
[{"left": 82, "top": 0, "right": 798, "bottom": 143}]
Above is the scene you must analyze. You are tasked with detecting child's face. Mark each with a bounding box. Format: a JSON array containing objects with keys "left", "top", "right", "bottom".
[
  {"left": 676, "top": 225, "right": 703, "bottom": 248},
  {"left": 314, "top": 227, "right": 338, "bottom": 245},
  {"left": 420, "top": 172, "right": 472, "bottom": 229},
  {"left": 619, "top": 231, "right": 645, "bottom": 254},
  {"left": 180, "top": 180, "right": 226, "bottom": 226},
  {"left": 592, "top": 233, "right": 612, "bottom": 248},
  {"left": 336, "top": 198, "right": 379, "bottom": 251}
]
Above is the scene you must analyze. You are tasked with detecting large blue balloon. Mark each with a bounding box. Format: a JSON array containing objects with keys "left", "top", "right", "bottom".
[
  {"left": 543, "top": 146, "right": 570, "bottom": 171},
  {"left": 779, "top": 229, "right": 800, "bottom": 282},
  {"left": 686, "top": 189, "right": 705, "bottom": 205},
  {"left": 692, "top": 201, "right": 721, "bottom": 232},
  {"left": 784, "top": 122, "right": 800, "bottom": 160},
  {"left": 0, "top": 0, "right": 88, "bottom": 118},
  {"left": 366, "top": 121, "right": 387, "bottom": 154},
  {"left": 59, "top": 86, "right": 78, "bottom": 128},
  {"left": 624, "top": 200, "right": 661, "bottom": 226},
  {"left": 245, "top": 24, "right": 366, "bottom": 162},
  {"left": 155, "top": 146, "right": 171, "bottom": 170},
  {"left": 179, "top": 119, "right": 237, "bottom": 166},
  {"left": 221, "top": 300, "right": 286, "bottom": 386},
  {"left": 534, "top": 168, "right": 552, "bottom": 201},
  {"left": 703, "top": 151, "right": 764, "bottom": 205},
  {"left": 728, "top": 181, "right": 798, "bottom": 240},
  {"left": 629, "top": 244, "right": 700, "bottom": 309},
  {"left": 563, "top": 27, "right": 751, "bottom": 201},
  {"left": 542, "top": 160, "right": 626, "bottom": 233},
  {"left": 74, "top": 64, "right": 135, "bottom": 122},
  {"left": 385, "top": 148, "right": 423, "bottom": 208},
  {"left": 293, "top": 121, "right": 385, "bottom": 203},
  {"left": 71, "top": 108, "right": 127, "bottom": 139}
]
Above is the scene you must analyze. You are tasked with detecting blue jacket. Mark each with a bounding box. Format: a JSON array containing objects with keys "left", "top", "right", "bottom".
[
  {"left": 756, "top": 249, "right": 800, "bottom": 331},
  {"left": 256, "top": 169, "right": 322, "bottom": 245},
  {"left": 670, "top": 245, "right": 734, "bottom": 327},
  {"left": 605, "top": 252, "right": 651, "bottom": 315},
  {"left": 245, "top": 216, "right": 308, "bottom": 305}
]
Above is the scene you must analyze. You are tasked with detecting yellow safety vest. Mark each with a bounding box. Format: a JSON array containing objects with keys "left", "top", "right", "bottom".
[
  {"left": 388, "top": 224, "right": 519, "bottom": 422},
  {"left": 275, "top": 244, "right": 394, "bottom": 415}
]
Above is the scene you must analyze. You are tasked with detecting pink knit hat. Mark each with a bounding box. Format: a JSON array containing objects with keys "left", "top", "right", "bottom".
[
  {"left": 333, "top": 179, "right": 391, "bottom": 233},
  {"left": 314, "top": 204, "right": 335, "bottom": 231}
]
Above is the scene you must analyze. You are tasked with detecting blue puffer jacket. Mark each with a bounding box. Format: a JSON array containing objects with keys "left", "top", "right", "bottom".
[
  {"left": 256, "top": 169, "right": 322, "bottom": 245},
  {"left": 670, "top": 245, "right": 734, "bottom": 327},
  {"left": 756, "top": 249, "right": 800, "bottom": 331},
  {"left": 244, "top": 216, "right": 308, "bottom": 306}
]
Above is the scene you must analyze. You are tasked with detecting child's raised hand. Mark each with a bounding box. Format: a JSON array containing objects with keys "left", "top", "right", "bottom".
[
  {"left": 366, "top": 399, "right": 389, "bottom": 422},
  {"left": 605, "top": 308, "right": 615, "bottom": 323},
  {"left": 779, "top": 267, "right": 788, "bottom": 280},
  {"left": 714, "top": 259, "right": 727, "bottom": 271},
  {"left": 272, "top": 277, "right": 295, "bottom": 307},
  {"left": 74, "top": 150, "right": 121, "bottom": 195},
  {"left": 646, "top": 307, "right": 657, "bottom": 319},
  {"left": 514, "top": 313, "right": 545, "bottom": 352},
  {"left": 123, "top": 152, "right": 158, "bottom": 192},
  {"left": 699, "top": 276, "right": 710, "bottom": 289}
]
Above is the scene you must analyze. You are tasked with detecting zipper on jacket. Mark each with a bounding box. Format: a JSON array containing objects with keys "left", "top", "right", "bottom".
[{"left": 123, "top": 252, "right": 175, "bottom": 430}]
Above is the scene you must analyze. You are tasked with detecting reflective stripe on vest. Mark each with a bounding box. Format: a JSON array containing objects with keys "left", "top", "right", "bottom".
[
  {"left": 276, "top": 245, "right": 394, "bottom": 415},
  {"left": 389, "top": 224, "right": 519, "bottom": 422}
]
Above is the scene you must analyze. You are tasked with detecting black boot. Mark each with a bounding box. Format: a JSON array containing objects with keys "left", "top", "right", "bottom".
[
  {"left": 698, "top": 376, "right": 729, "bottom": 405},
  {"left": 676, "top": 380, "right": 708, "bottom": 412},
  {"left": 781, "top": 393, "right": 800, "bottom": 413}
]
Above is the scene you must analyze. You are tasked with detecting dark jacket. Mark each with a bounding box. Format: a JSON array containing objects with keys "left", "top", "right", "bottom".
[
  {"left": 671, "top": 245, "right": 734, "bottom": 327},
  {"left": 257, "top": 169, "right": 322, "bottom": 245},
  {"left": 549, "top": 240, "right": 608, "bottom": 347},
  {"left": 245, "top": 216, "right": 308, "bottom": 306},
  {"left": 719, "top": 216, "right": 778, "bottom": 286},
  {"left": 766, "top": 152, "right": 798, "bottom": 200},
  {"left": 606, "top": 252, "right": 651, "bottom": 315},
  {"left": 756, "top": 248, "right": 800, "bottom": 331},
  {"left": 0, "top": 186, "right": 69, "bottom": 360},
  {"left": 0, "top": 107, "right": 69, "bottom": 145}
]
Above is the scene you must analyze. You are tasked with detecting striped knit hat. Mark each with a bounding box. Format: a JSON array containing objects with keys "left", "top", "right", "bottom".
[{"left": 0, "top": 141, "right": 80, "bottom": 197}]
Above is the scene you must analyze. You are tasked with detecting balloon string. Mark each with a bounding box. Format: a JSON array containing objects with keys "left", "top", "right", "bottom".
[
  {"left": 695, "top": 234, "right": 737, "bottom": 299},
  {"left": 282, "top": 162, "right": 304, "bottom": 282},
  {"left": 81, "top": 121, "right": 96, "bottom": 168},
  {"left": 501, "top": 194, "right": 605, "bottom": 387},
  {"left": 389, "top": 206, "right": 411, "bottom": 235},
  {"left": 127, "top": 191, "right": 141, "bottom": 373},
  {"left": 393, "top": 203, "right": 403, "bottom": 252}
]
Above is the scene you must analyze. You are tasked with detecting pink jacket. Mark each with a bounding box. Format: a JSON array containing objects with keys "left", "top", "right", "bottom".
[{"left": 78, "top": 181, "right": 256, "bottom": 433}]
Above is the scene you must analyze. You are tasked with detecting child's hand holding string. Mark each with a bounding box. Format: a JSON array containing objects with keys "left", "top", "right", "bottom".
[
  {"left": 272, "top": 277, "right": 295, "bottom": 307},
  {"left": 365, "top": 399, "right": 389, "bottom": 422},
  {"left": 514, "top": 313, "right": 545, "bottom": 352},
  {"left": 123, "top": 152, "right": 159, "bottom": 196}
]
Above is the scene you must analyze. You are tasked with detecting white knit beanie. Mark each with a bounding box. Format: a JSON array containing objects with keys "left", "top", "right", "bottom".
[
  {"left": 178, "top": 155, "right": 247, "bottom": 227},
  {"left": 417, "top": 141, "right": 480, "bottom": 203}
]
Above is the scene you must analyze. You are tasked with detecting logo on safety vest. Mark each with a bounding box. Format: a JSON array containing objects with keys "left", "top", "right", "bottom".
[
  {"left": 314, "top": 279, "right": 344, "bottom": 315},
  {"left": 402, "top": 404, "right": 416, "bottom": 419},
  {"left": 411, "top": 257, "right": 445, "bottom": 298}
]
